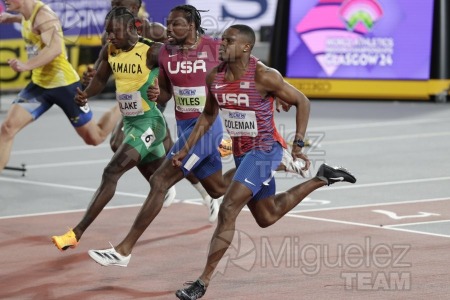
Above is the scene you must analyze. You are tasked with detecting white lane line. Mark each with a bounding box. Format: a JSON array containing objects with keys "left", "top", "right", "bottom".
[
  {"left": 12, "top": 130, "right": 450, "bottom": 157},
  {"left": 0, "top": 200, "right": 202, "bottom": 220},
  {"left": 3, "top": 203, "right": 449, "bottom": 238},
  {"left": 309, "top": 118, "right": 449, "bottom": 131},
  {"left": 321, "top": 131, "right": 450, "bottom": 145},
  {"left": 288, "top": 214, "right": 450, "bottom": 239},
  {"left": 2, "top": 176, "right": 450, "bottom": 199},
  {"left": 0, "top": 177, "right": 146, "bottom": 198},
  {"left": 26, "top": 159, "right": 110, "bottom": 169},
  {"left": 384, "top": 219, "right": 450, "bottom": 228},
  {"left": 1, "top": 177, "right": 449, "bottom": 239},
  {"left": 11, "top": 144, "right": 109, "bottom": 155},
  {"left": 280, "top": 118, "right": 450, "bottom": 132},
  {"left": 9, "top": 117, "right": 450, "bottom": 156},
  {"left": 297, "top": 196, "right": 450, "bottom": 213},
  {"left": 0, "top": 176, "right": 447, "bottom": 202},
  {"left": 318, "top": 176, "right": 450, "bottom": 191}
]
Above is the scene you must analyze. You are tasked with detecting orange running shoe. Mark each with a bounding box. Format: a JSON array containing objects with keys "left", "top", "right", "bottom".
[{"left": 52, "top": 229, "right": 78, "bottom": 251}]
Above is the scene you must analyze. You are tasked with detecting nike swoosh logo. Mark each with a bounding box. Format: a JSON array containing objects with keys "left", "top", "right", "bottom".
[
  {"left": 215, "top": 84, "right": 228, "bottom": 89},
  {"left": 170, "top": 152, "right": 176, "bottom": 155},
  {"left": 169, "top": 53, "right": 177, "bottom": 57},
  {"left": 330, "top": 177, "right": 344, "bottom": 181},
  {"left": 244, "top": 178, "right": 256, "bottom": 186}
]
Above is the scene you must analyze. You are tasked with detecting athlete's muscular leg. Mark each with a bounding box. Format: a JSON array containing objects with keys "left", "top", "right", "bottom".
[
  {"left": 114, "top": 158, "right": 186, "bottom": 256},
  {"left": 137, "top": 157, "right": 165, "bottom": 181},
  {"left": 162, "top": 123, "right": 174, "bottom": 154},
  {"left": 75, "top": 104, "right": 121, "bottom": 146},
  {"left": 199, "top": 181, "right": 252, "bottom": 287},
  {"left": 198, "top": 168, "right": 236, "bottom": 199},
  {"left": 109, "top": 118, "right": 124, "bottom": 153},
  {"left": 246, "top": 178, "right": 326, "bottom": 228},
  {"left": 0, "top": 105, "right": 33, "bottom": 172},
  {"left": 72, "top": 143, "right": 140, "bottom": 240}
]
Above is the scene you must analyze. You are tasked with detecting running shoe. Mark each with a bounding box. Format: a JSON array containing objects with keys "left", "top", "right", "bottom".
[
  {"left": 52, "top": 229, "right": 78, "bottom": 251},
  {"left": 218, "top": 137, "right": 232, "bottom": 157},
  {"left": 315, "top": 164, "right": 356, "bottom": 185},
  {"left": 163, "top": 185, "right": 177, "bottom": 208},
  {"left": 88, "top": 243, "right": 130, "bottom": 267},
  {"left": 204, "top": 196, "right": 219, "bottom": 223},
  {"left": 281, "top": 148, "right": 306, "bottom": 177},
  {"left": 176, "top": 279, "right": 207, "bottom": 300}
]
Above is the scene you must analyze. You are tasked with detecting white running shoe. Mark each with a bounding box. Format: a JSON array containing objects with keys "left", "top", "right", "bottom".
[
  {"left": 163, "top": 186, "right": 177, "bottom": 208},
  {"left": 204, "top": 196, "right": 219, "bottom": 223},
  {"left": 88, "top": 243, "right": 131, "bottom": 267},
  {"left": 281, "top": 148, "right": 306, "bottom": 177}
]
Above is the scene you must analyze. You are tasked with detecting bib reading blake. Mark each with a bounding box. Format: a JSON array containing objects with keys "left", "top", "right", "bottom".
[{"left": 117, "top": 91, "right": 144, "bottom": 116}]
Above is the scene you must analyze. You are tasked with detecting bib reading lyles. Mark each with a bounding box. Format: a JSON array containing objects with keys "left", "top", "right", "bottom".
[
  {"left": 173, "top": 86, "right": 206, "bottom": 113},
  {"left": 117, "top": 91, "right": 144, "bottom": 116},
  {"left": 220, "top": 108, "right": 258, "bottom": 137}
]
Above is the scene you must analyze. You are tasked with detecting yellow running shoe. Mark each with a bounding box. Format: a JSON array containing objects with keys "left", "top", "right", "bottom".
[
  {"left": 218, "top": 137, "right": 232, "bottom": 157},
  {"left": 52, "top": 229, "right": 78, "bottom": 251}
]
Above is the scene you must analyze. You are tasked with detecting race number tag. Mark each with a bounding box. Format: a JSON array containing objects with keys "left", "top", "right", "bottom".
[
  {"left": 220, "top": 108, "right": 258, "bottom": 137},
  {"left": 116, "top": 91, "right": 143, "bottom": 116},
  {"left": 173, "top": 86, "right": 205, "bottom": 113},
  {"left": 140, "top": 127, "right": 156, "bottom": 149}
]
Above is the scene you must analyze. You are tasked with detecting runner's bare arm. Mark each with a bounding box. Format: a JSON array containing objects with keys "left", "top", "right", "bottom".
[
  {"left": 146, "top": 42, "right": 163, "bottom": 70},
  {"left": 149, "top": 49, "right": 172, "bottom": 104},
  {"left": 21, "top": 7, "right": 62, "bottom": 70},
  {"left": 0, "top": 12, "right": 22, "bottom": 23},
  {"left": 82, "top": 45, "right": 113, "bottom": 98},
  {"left": 256, "top": 62, "right": 310, "bottom": 142}
]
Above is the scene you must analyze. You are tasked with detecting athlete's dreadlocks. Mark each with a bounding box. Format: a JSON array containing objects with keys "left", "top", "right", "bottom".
[{"left": 171, "top": 5, "right": 207, "bottom": 34}]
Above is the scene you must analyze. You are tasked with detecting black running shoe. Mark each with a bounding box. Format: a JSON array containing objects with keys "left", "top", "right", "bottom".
[
  {"left": 316, "top": 164, "right": 356, "bottom": 185},
  {"left": 175, "top": 279, "right": 206, "bottom": 300}
]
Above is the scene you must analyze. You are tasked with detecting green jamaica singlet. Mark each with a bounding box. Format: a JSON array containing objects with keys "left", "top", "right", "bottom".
[{"left": 108, "top": 38, "right": 166, "bottom": 164}]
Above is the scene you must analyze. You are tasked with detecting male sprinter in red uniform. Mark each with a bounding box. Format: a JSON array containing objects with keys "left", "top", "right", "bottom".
[{"left": 174, "top": 24, "right": 356, "bottom": 299}]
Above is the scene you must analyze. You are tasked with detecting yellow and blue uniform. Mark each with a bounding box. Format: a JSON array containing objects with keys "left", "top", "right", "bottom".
[
  {"left": 109, "top": 37, "right": 166, "bottom": 164},
  {"left": 13, "top": 1, "right": 91, "bottom": 127}
]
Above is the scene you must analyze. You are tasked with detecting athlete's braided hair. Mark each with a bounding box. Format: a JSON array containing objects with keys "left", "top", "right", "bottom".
[
  {"left": 171, "top": 5, "right": 207, "bottom": 34},
  {"left": 105, "top": 6, "right": 137, "bottom": 30}
]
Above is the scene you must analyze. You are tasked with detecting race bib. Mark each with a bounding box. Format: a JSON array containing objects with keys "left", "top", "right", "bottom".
[
  {"left": 173, "top": 86, "right": 205, "bottom": 113},
  {"left": 220, "top": 108, "right": 258, "bottom": 137},
  {"left": 116, "top": 91, "right": 144, "bottom": 116},
  {"left": 140, "top": 127, "right": 156, "bottom": 149}
]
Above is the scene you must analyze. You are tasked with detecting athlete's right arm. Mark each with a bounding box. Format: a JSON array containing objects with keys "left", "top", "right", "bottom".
[
  {"left": 75, "top": 45, "right": 112, "bottom": 106},
  {"left": 0, "top": 12, "right": 22, "bottom": 24},
  {"left": 148, "top": 48, "right": 172, "bottom": 103}
]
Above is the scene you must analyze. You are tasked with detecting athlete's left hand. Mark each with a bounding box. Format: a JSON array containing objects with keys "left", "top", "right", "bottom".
[
  {"left": 172, "top": 149, "right": 188, "bottom": 168},
  {"left": 147, "top": 77, "right": 160, "bottom": 101},
  {"left": 75, "top": 87, "right": 88, "bottom": 106},
  {"left": 292, "top": 144, "right": 310, "bottom": 172},
  {"left": 8, "top": 59, "right": 30, "bottom": 72}
]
